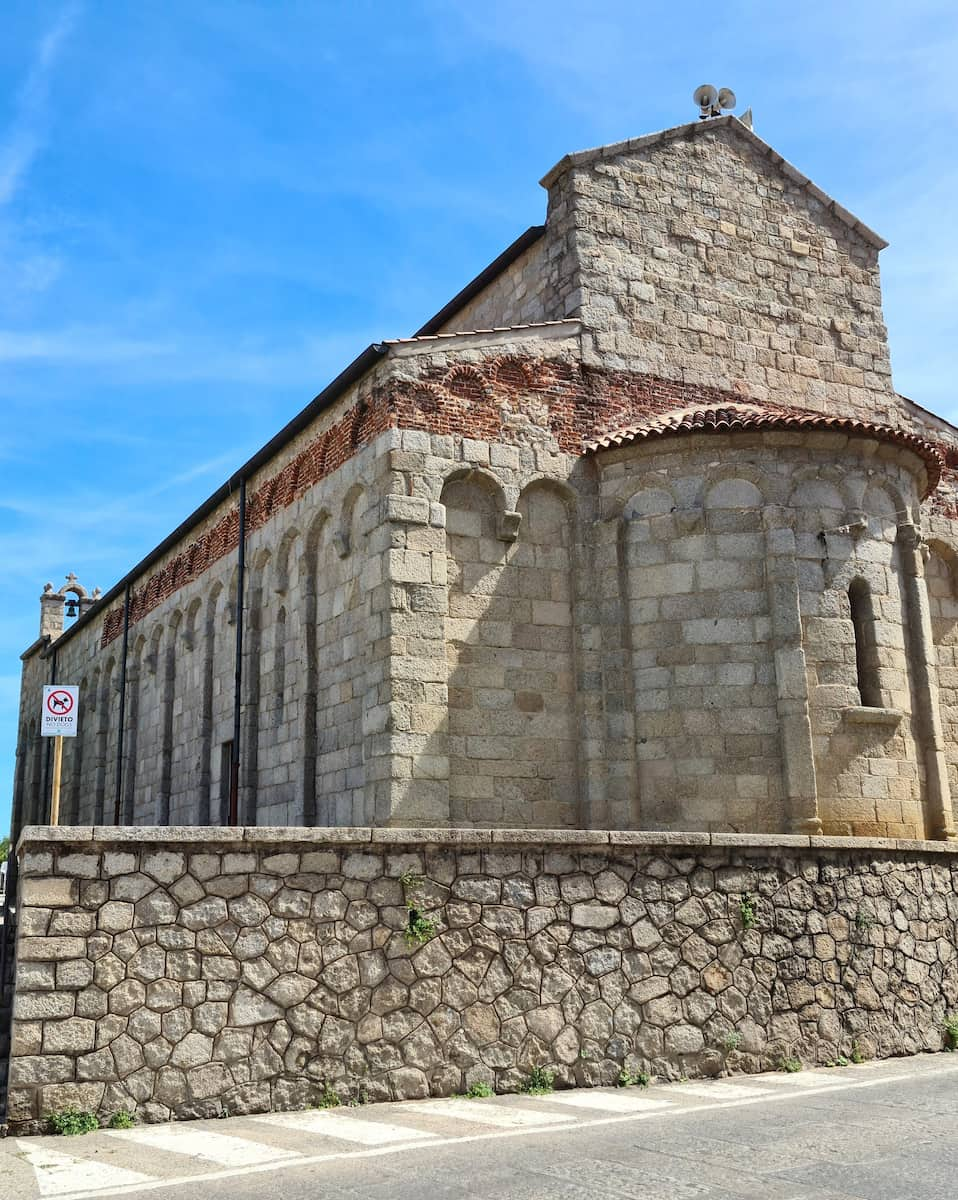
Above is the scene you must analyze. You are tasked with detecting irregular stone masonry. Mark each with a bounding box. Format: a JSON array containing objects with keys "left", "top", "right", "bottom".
[
  {"left": 98, "top": 355, "right": 956, "bottom": 648},
  {"left": 13, "top": 115, "right": 958, "bottom": 842},
  {"left": 6, "top": 829, "right": 958, "bottom": 1132}
]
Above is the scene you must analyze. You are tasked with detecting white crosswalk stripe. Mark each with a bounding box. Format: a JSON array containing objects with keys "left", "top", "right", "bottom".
[
  {"left": 757, "top": 1071, "right": 841, "bottom": 1087},
  {"left": 408, "top": 1098, "right": 572, "bottom": 1127},
  {"left": 535, "top": 1089, "right": 673, "bottom": 1113},
  {"left": 7, "top": 1060, "right": 952, "bottom": 1200},
  {"left": 251, "top": 1109, "right": 438, "bottom": 1144},
  {"left": 669, "top": 1081, "right": 772, "bottom": 1100},
  {"left": 106, "top": 1125, "right": 301, "bottom": 1166},
  {"left": 14, "top": 1140, "right": 156, "bottom": 1196}
]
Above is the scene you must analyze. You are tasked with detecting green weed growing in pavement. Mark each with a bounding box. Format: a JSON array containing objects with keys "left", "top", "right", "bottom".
[
  {"left": 943, "top": 1014, "right": 958, "bottom": 1050},
  {"left": 722, "top": 1030, "right": 743, "bottom": 1053},
  {"left": 778, "top": 1057, "right": 803, "bottom": 1074},
  {"left": 47, "top": 1108, "right": 99, "bottom": 1136},
  {"left": 310, "top": 1081, "right": 341, "bottom": 1109},
  {"left": 739, "top": 894, "right": 757, "bottom": 931},
  {"left": 617, "top": 1069, "right": 650, "bottom": 1088},
  {"left": 850, "top": 1041, "right": 867, "bottom": 1064},
  {"left": 108, "top": 1110, "right": 136, "bottom": 1130},
  {"left": 824, "top": 1055, "right": 850, "bottom": 1068},
  {"left": 522, "top": 1066, "right": 555, "bottom": 1095},
  {"left": 465, "top": 1081, "right": 494, "bottom": 1098}
]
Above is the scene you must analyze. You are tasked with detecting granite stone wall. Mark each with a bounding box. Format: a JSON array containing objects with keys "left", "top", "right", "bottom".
[
  {"left": 6, "top": 828, "right": 958, "bottom": 1133},
  {"left": 542, "top": 121, "right": 897, "bottom": 421},
  {"left": 15, "top": 115, "right": 958, "bottom": 844}
]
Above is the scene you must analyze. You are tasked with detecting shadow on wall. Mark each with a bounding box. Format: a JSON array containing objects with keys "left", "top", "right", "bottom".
[
  {"left": 927, "top": 542, "right": 958, "bottom": 799},
  {"left": 441, "top": 472, "right": 581, "bottom": 828}
]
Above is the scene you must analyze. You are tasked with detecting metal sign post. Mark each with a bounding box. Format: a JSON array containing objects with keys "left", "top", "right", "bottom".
[{"left": 41, "top": 685, "right": 79, "bottom": 826}]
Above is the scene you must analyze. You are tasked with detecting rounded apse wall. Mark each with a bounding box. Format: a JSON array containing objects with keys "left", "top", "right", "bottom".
[{"left": 596, "top": 428, "right": 934, "bottom": 837}]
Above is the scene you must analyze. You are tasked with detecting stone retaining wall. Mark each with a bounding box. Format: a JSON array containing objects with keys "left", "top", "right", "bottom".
[{"left": 6, "top": 827, "right": 958, "bottom": 1131}]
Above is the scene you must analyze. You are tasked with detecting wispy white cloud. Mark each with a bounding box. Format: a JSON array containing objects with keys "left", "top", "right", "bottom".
[
  {"left": 0, "top": 324, "right": 380, "bottom": 388},
  {"left": 0, "top": 4, "right": 80, "bottom": 206},
  {"left": 0, "top": 327, "right": 170, "bottom": 364}
]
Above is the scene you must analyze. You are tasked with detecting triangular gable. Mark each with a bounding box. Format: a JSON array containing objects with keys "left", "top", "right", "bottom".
[{"left": 539, "top": 115, "right": 887, "bottom": 252}]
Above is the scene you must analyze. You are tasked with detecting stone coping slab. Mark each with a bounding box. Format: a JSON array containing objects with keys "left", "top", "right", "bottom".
[{"left": 16, "top": 825, "right": 958, "bottom": 857}]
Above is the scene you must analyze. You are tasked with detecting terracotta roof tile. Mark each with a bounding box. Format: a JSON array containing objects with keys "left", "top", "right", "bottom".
[{"left": 586, "top": 403, "right": 943, "bottom": 496}]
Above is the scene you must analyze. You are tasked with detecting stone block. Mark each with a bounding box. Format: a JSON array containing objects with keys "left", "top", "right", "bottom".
[
  {"left": 56, "top": 853, "right": 101, "bottom": 878},
  {"left": 10, "top": 1055, "right": 77, "bottom": 1085},
  {"left": 371, "top": 828, "right": 492, "bottom": 845},
  {"left": 710, "top": 834, "right": 811, "bottom": 849},
  {"left": 20, "top": 878, "right": 78, "bottom": 907},
  {"left": 609, "top": 831, "right": 710, "bottom": 847},
  {"left": 43, "top": 1018, "right": 97, "bottom": 1054},
  {"left": 383, "top": 495, "right": 431, "bottom": 525},
  {"left": 244, "top": 827, "right": 373, "bottom": 845},
  {"left": 18, "top": 936, "right": 87, "bottom": 962},
  {"left": 492, "top": 829, "right": 608, "bottom": 846},
  {"left": 18, "top": 826, "right": 94, "bottom": 848},
  {"left": 570, "top": 904, "right": 619, "bottom": 929},
  {"left": 14, "top": 990, "right": 75, "bottom": 1020}
]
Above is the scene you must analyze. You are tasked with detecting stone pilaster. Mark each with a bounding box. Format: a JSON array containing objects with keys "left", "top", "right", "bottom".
[
  {"left": 364, "top": 485, "right": 450, "bottom": 826},
  {"left": 897, "top": 523, "right": 957, "bottom": 841},
  {"left": 764, "top": 509, "right": 821, "bottom": 834}
]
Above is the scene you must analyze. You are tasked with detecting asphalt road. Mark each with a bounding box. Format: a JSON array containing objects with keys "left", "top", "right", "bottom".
[{"left": 2, "top": 1054, "right": 957, "bottom": 1200}]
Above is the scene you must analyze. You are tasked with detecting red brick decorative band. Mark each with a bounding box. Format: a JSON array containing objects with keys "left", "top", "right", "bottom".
[{"left": 100, "top": 356, "right": 955, "bottom": 645}]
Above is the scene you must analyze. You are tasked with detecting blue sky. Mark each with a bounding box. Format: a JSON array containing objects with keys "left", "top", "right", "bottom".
[{"left": 1, "top": 1, "right": 956, "bottom": 835}]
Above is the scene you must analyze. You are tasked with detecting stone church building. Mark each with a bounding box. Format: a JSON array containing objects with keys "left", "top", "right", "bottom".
[{"left": 12, "top": 114, "right": 958, "bottom": 844}]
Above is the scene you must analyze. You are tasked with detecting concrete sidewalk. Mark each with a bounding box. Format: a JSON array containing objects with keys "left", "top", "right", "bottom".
[{"left": 2, "top": 1053, "right": 957, "bottom": 1199}]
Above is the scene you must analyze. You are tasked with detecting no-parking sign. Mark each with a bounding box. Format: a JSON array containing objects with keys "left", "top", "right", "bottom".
[{"left": 41, "top": 685, "right": 79, "bottom": 737}]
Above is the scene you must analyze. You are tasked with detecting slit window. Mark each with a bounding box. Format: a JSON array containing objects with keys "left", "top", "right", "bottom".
[
  {"left": 849, "top": 578, "right": 881, "bottom": 707},
  {"left": 219, "top": 740, "right": 233, "bottom": 825}
]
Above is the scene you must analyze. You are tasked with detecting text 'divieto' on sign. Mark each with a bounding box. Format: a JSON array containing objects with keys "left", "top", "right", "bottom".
[{"left": 41, "top": 685, "right": 79, "bottom": 737}]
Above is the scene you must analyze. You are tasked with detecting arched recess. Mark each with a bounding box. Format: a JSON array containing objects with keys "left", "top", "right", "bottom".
[
  {"left": 848, "top": 577, "right": 881, "bottom": 707},
  {"left": 199, "top": 580, "right": 220, "bottom": 825},
  {"left": 167, "top": 598, "right": 203, "bottom": 824},
  {"left": 925, "top": 540, "right": 958, "bottom": 796},
  {"left": 26, "top": 717, "right": 42, "bottom": 826},
  {"left": 513, "top": 480, "right": 581, "bottom": 825},
  {"left": 273, "top": 527, "right": 301, "bottom": 596},
  {"left": 274, "top": 606, "right": 288, "bottom": 729},
  {"left": 862, "top": 480, "right": 908, "bottom": 534},
  {"left": 241, "top": 548, "right": 272, "bottom": 825},
  {"left": 442, "top": 472, "right": 579, "bottom": 827},
  {"left": 93, "top": 660, "right": 113, "bottom": 824},
  {"left": 620, "top": 473, "right": 778, "bottom": 832},
  {"left": 339, "top": 484, "right": 365, "bottom": 554},
  {"left": 309, "top": 488, "right": 369, "bottom": 826},
  {"left": 155, "top": 610, "right": 182, "bottom": 825},
  {"left": 122, "top": 636, "right": 147, "bottom": 824},
  {"left": 440, "top": 465, "right": 509, "bottom": 513},
  {"left": 64, "top": 675, "right": 88, "bottom": 824},
  {"left": 858, "top": 482, "right": 909, "bottom": 706},
  {"left": 443, "top": 470, "right": 510, "bottom": 826},
  {"left": 811, "top": 477, "right": 923, "bottom": 837},
  {"left": 301, "top": 511, "right": 329, "bottom": 824},
  {"left": 269, "top": 528, "right": 303, "bottom": 822},
  {"left": 200, "top": 581, "right": 227, "bottom": 825},
  {"left": 12, "top": 720, "right": 30, "bottom": 836}
]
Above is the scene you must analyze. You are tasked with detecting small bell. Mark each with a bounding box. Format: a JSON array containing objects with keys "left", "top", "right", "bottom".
[{"left": 65, "top": 597, "right": 79, "bottom": 619}]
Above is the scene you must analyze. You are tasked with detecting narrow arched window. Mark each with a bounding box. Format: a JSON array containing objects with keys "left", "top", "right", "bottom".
[{"left": 849, "top": 578, "right": 881, "bottom": 707}]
